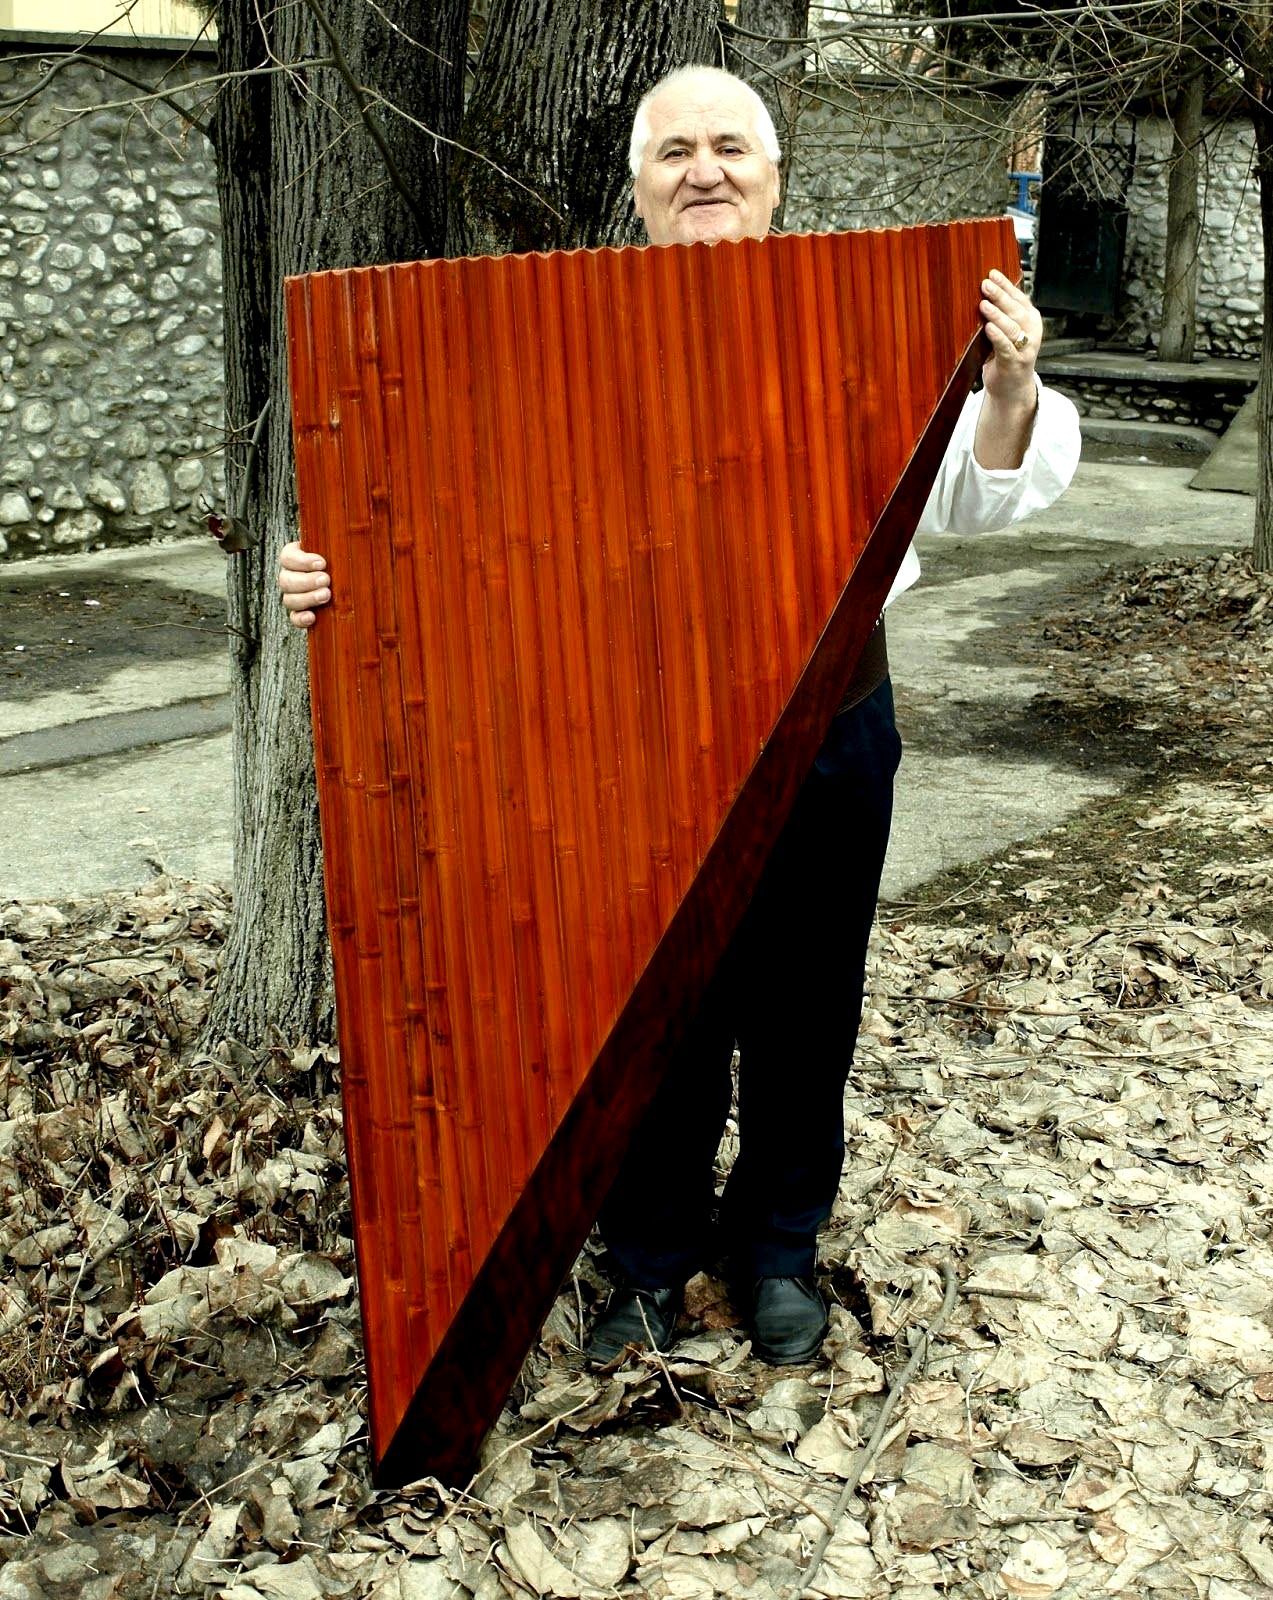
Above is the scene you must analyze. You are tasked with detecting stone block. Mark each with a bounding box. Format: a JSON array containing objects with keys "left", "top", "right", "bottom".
[
  {"left": 47, "top": 242, "right": 83, "bottom": 269},
  {"left": 52, "top": 508, "right": 104, "bottom": 544},
  {"left": 86, "top": 473, "right": 127, "bottom": 513},
  {"left": 19, "top": 400, "right": 54, "bottom": 434},
  {"left": 130, "top": 461, "right": 171, "bottom": 514},
  {"left": 173, "top": 457, "right": 205, "bottom": 491},
  {"left": 0, "top": 491, "right": 32, "bottom": 524}
]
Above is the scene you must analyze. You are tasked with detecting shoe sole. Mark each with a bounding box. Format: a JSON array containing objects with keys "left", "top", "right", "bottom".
[{"left": 751, "top": 1330, "right": 826, "bottom": 1366}]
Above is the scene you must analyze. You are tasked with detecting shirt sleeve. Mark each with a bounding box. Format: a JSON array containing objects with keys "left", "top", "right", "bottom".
[{"left": 915, "top": 379, "right": 1082, "bottom": 537}]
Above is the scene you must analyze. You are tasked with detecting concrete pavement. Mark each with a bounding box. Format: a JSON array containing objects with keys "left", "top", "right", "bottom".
[
  {"left": 0, "top": 462, "right": 1255, "bottom": 904},
  {"left": 1192, "top": 385, "right": 1260, "bottom": 493}
]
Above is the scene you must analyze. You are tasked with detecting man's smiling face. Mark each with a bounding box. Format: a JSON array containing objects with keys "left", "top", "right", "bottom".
[{"left": 633, "top": 77, "right": 780, "bottom": 247}]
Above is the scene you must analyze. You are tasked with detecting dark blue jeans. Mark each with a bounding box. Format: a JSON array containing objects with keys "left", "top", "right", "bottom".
[{"left": 598, "top": 677, "right": 902, "bottom": 1285}]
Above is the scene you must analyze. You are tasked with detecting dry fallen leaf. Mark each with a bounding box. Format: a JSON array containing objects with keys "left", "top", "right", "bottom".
[
  {"left": 999, "top": 1539, "right": 1069, "bottom": 1596},
  {"left": 4, "top": 552, "right": 1273, "bottom": 1600}
]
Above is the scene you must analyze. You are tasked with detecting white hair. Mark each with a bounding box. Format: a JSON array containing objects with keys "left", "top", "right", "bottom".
[{"left": 628, "top": 65, "right": 781, "bottom": 178}]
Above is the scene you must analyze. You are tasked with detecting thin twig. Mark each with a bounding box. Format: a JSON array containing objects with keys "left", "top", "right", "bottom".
[
  {"left": 638, "top": 1300, "right": 686, "bottom": 1416},
  {"left": 300, "top": 0, "right": 432, "bottom": 240},
  {"left": 960, "top": 1285, "right": 1050, "bottom": 1303},
  {"left": 359, "top": 1397, "right": 595, "bottom": 1600},
  {"left": 797, "top": 1257, "right": 960, "bottom": 1598},
  {"left": 0, "top": 48, "right": 213, "bottom": 139}
]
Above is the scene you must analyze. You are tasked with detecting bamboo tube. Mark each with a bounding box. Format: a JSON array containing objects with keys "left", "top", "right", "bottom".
[{"left": 285, "top": 219, "right": 1019, "bottom": 1485}]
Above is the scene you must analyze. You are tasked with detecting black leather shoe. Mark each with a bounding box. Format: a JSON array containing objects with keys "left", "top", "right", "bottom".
[
  {"left": 586, "top": 1284, "right": 681, "bottom": 1365},
  {"left": 750, "top": 1276, "right": 828, "bottom": 1365}
]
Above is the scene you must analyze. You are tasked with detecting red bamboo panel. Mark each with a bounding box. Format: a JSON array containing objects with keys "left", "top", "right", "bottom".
[{"left": 285, "top": 220, "right": 1019, "bottom": 1487}]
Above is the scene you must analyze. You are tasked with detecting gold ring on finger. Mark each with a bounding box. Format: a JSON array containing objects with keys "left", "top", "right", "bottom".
[{"left": 1012, "top": 329, "right": 1030, "bottom": 351}]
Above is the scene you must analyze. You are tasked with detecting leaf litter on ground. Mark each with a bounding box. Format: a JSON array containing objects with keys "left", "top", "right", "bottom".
[{"left": 1, "top": 549, "right": 1271, "bottom": 1598}]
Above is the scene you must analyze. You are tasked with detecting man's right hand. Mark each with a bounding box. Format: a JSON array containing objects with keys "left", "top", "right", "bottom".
[{"left": 278, "top": 540, "right": 331, "bottom": 630}]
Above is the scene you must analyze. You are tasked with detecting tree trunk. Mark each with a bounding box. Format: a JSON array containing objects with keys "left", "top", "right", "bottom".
[
  {"left": 1159, "top": 68, "right": 1204, "bottom": 363},
  {"left": 724, "top": 0, "right": 810, "bottom": 230},
  {"left": 210, "top": 0, "right": 726, "bottom": 1046},
  {"left": 448, "top": 0, "right": 722, "bottom": 255},
  {"left": 206, "top": 0, "right": 468, "bottom": 1045},
  {"left": 1253, "top": 76, "right": 1273, "bottom": 572}
]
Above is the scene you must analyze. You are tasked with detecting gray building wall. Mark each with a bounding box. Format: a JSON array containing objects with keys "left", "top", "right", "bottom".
[
  {"left": 0, "top": 53, "right": 1262, "bottom": 563},
  {"left": 784, "top": 81, "right": 1021, "bottom": 232},
  {"left": 790, "top": 87, "right": 1264, "bottom": 362},
  {"left": 0, "top": 36, "right": 223, "bottom": 559},
  {"left": 1116, "top": 115, "right": 1261, "bottom": 358}
]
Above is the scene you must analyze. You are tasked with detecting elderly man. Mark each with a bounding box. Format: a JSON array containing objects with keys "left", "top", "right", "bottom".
[{"left": 279, "top": 65, "right": 1080, "bottom": 1366}]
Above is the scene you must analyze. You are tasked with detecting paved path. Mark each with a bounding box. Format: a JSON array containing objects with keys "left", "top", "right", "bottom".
[{"left": 0, "top": 464, "right": 1254, "bottom": 904}]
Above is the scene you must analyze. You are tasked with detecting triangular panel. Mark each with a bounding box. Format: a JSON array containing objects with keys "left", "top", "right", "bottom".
[{"left": 285, "top": 220, "right": 1019, "bottom": 1485}]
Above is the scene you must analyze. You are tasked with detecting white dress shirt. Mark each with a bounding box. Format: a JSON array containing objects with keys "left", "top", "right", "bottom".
[{"left": 884, "top": 380, "right": 1082, "bottom": 609}]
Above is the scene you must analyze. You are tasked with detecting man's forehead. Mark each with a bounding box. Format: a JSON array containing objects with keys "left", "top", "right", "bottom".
[{"left": 644, "top": 83, "right": 760, "bottom": 140}]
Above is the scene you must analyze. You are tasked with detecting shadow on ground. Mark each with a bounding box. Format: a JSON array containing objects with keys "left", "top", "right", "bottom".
[{"left": 0, "top": 568, "right": 225, "bottom": 702}]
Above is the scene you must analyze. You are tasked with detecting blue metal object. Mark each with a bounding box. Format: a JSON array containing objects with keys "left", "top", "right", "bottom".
[{"left": 1009, "top": 171, "right": 1040, "bottom": 214}]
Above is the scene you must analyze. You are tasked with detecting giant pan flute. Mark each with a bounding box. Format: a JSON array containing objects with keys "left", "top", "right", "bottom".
[{"left": 285, "top": 218, "right": 1018, "bottom": 1486}]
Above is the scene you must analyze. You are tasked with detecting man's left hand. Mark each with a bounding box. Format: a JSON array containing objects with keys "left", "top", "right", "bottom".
[
  {"left": 973, "top": 268, "right": 1043, "bottom": 469},
  {"left": 980, "top": 268, "right": 1042, "bottom": 403}
]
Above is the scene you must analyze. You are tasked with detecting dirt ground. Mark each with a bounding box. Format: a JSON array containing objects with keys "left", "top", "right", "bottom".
[
  {"left": 0, "top": 546, "right": 1271, "bottom": 1600},
  {"left": 0, "top": 565, "right": 225, "bottom": 705},
  {"left": 893, "top": 547, "right": 1271, "bottom": 931}
]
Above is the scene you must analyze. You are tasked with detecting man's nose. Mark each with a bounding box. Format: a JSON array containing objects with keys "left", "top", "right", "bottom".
[{"left": 686, "top": 151, "right": 725, "bottom": 187}]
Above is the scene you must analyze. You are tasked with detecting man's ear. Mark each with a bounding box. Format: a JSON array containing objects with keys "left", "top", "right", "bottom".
[{"left": 632, "top": 180, "right": 645, "bottom": 223}]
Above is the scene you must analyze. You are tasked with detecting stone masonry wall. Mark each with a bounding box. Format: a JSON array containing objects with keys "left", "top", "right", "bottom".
[
  {"left": 1, "top": 52, "right": 1260, "bottom": 565},
  {"left": 784, "top": 82, "right": 1021, "bottom": 233},
  {"left": 1037, "top": 373, "right": 1254, "bottom": 434},
  {"left": 793, "top": 92, "right": 1264, "bottom": 360},
  {"left": 1114, "top": 116, "right": 1260, "bottom": 357},
  {"left": 0, "top": 40, "right": 223, "bottom": 560}
]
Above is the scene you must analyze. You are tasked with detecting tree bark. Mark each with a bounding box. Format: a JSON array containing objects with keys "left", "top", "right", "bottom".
[
  {"left": 1159, "top": 67, "right": 1204, "bottom": 363},
  {"left": 210, "top": 0, "right": 726, "bottom": 1045},
  {"left": 725, "top": 0, "right": 810, "bottom": 231},
  {"left": 206, "top": 0, "right": 468, "bottom": 1045},
  {"left": 448, "top": 0, "right": 722, "bottom": 255},
  {"left": 1253, "top": 74, "right": 1273, "bottom": 572}
]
